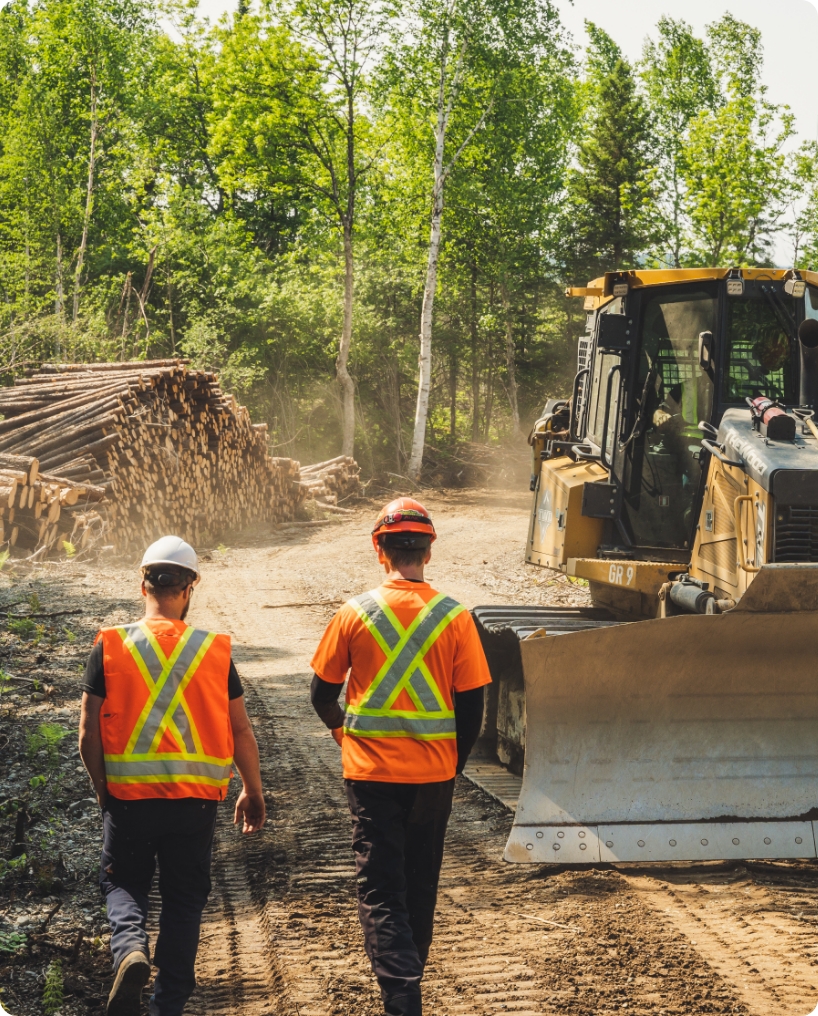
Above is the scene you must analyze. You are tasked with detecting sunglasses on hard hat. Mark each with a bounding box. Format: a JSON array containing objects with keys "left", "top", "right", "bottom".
[{"left": 378, "top": 510, "right": 432, "bottom": 527}]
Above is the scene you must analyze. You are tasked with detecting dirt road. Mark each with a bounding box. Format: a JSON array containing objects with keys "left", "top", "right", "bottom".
[
  {"left": 5, "top": 487, "right": 818, "bottom": 1015},
  {"left": 176, "top": 489, "right": 818, "bottom": 1016}
]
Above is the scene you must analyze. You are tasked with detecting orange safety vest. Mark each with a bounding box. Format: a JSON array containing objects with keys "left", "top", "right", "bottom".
[{"left": 97, "top": 618, "right": 234, "bottom": 801}]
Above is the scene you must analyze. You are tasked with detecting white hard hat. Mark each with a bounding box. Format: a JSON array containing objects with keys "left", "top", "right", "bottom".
[{"left": 141, "top": 536, "right": 199, "bottom": 579}]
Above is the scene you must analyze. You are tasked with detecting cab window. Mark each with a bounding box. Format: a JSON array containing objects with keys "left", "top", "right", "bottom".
[{"left": 723, "top": 290, "right": 795, "bottom": 403}]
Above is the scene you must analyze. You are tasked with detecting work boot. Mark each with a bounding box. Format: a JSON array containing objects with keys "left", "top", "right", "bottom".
[{"left": 107, "top": 950, "right": 151, "bottom": 1016}]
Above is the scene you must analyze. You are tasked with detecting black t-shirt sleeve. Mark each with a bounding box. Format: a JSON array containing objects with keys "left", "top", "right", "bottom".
[
  {"left": 454, "top": 686, "right": 485, "bottom": 774},
  {"left": 310, "top": 673, "right": 345, "bottom": 730},
  {"left": 82, "top": 640, "right": 244, "bottom": 700},
  {"left": 227, "top": 659, "right": 244, "bottom": 700},
  {"left": 82, "top": 641, "right": 106, "bottom": 698}
]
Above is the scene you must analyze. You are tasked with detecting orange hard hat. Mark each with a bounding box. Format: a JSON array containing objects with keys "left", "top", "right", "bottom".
[{"left": 371, "top": 497, "right": 436, "bottom": 551}]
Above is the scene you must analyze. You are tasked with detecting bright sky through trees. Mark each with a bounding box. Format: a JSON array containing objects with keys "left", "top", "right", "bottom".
[
  {"left": 189, "top": 0, "right": 818, "bottom": 139},
  {"left": 555, "top": 0, "right": 818, "bottom": 144}
]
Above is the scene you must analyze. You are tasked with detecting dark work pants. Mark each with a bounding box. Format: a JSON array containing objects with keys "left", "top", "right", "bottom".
[
  {"left": 100, "top": 796, "right": 218, "bottom": 1016},
  {"left": 345, "top": 778, "right": 455, "bottom": 1016}
]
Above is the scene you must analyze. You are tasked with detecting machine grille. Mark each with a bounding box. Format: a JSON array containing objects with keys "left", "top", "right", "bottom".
[
  {"left": 773, "top": 505, "right": 818, "bottom": 563},
  {"left": 698, "top": 538, "right": 737, "bottom": 572}
]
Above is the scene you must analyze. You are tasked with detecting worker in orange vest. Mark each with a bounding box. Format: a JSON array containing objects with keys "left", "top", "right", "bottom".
[
  {"left": 78, "top": 536, "right": 265, "bottom": 1016},
  {"left": 311, "top": 498, "right": 492, "bottom": 1016}
]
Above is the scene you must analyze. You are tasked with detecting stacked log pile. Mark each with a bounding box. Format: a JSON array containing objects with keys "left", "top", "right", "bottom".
[
  {"left": 298, "top": 456, "right": 361, "bottom": 504},
  {"left": 0, "top": 360, "right": 305, "bottom": 550},
  {"left": 0, "top": 449, "right": 106, "bottom": 554}
]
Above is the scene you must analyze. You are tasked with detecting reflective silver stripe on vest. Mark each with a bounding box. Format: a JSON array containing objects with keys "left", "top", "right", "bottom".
[
  {"left": 358, "top": 594, "right": 460, "bottom": 710},
  {"left": 353, "top": 592, "right": 402, "bottom": 651},
  {"left": 104, "top": 759, "right": 232, "bottom": 781},
  {"left": 344, "top": 713, "right": 456, "bottom": 737},
  {"left": 123, "top": 623, "right": 212, "bottom": 755}
]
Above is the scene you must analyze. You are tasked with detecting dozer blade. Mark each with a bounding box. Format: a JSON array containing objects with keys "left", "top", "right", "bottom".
[{"left": 507, "top": 584, "right": 818, "bottom": 863}]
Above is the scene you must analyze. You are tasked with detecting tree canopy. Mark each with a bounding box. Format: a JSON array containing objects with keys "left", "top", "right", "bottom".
[{"left": 0, "top": 1, "right": 813, "bottom": 477}]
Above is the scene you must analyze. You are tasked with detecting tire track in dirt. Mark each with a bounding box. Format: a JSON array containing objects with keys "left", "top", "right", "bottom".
[
  {"left": 624, "top": 868, "right": 818, "bottom": 1016},
  {"left": 425, "top": 792, "right": 749, "bottom": 1016},
  {"left": 193, "top": 817, "right": 271, "bottom": 1014}
]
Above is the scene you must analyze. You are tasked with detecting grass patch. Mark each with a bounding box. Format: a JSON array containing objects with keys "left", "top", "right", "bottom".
[{"left": 8, "top": 615, "right": 37, "bottom": 638}]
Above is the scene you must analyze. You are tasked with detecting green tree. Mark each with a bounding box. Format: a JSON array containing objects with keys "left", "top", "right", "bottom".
[
  {"left": 211, "top": 0, "right": 389, "bottom": 457},
  {"left": 0, "top": 0, "right": 155, "bottom": 352},
  {"left": 383, "top": 0, "right": 566, "bottom": 477},
  {"left": 566, "top": 23, "right": 656, "bottom": 279},
  {"left": 708, "top": 12, "right": 762, "bottom": 100},
  {"left": 679, "top": 16, "right": 794, "bottom": 266},
  {"left": 440, "top": 49, "right": 576, "bottom": 434},
  {"left": 641, "top": 17, "right": 716, "bottom": 266},
  {"left": 791, "top": 143, "right": 818, "bottom": 269}
]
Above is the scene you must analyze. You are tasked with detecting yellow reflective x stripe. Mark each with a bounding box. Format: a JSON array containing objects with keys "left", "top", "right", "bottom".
[
  {"left": 136, "top": 623, "right": 206, "bottom": 757},
  {"left": 367, "top": 591, "right": 451, "bottom": 713},
  {"left": 348, "top": 597, "right": 394, "bottom": 658},
  {"left": 119, "top": 625, "right": 215, "bottom": 756},
  {"left": 119, "top": 624, "right": 195, "bottom": 755},
  {"left": 381, "top": 604, "right": 461, "bottom": 712},
  {"left": 349, "top": 594, "right": 452, "bottom": 714},
  {"left": 359, "top": 592, "right": 448, "bottom": 705},
  {"left": 149, "top": 632, "right": 216, "bottom": 754},
  {"left": 369, "top": 594, "right": 450, "bottom": 712},
  {"left": 347, "top": 590, "right": 463, "bottom": 726}
]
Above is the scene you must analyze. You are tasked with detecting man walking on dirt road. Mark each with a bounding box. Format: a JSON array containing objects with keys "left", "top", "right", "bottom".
[
  {"left": 79, "top": 535, "right": 266, "bottom": 1016},
  {"left": 310, "top": 498, "right": 492, "bottom": 1016}
]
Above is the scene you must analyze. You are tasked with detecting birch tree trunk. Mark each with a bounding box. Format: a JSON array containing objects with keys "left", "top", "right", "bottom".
[
  {"left": 55, "top": 231, "right": 64, "bottom": 357},
  {"left": 406, "top": 8, "right": 491, "bottom": 480},
  {"left": 337, "top": 220, "right": 356, "bottom": 457},
  {"left": 470, "top": 261, "right": 479, "bottom": 440},
  {"left": 408, "top": 33, "right": 451, "bottom": 481},
  {"left": 167, "top": 277, "right": 177, "bottom": 353},
  {"left": 72, "top": 73, "right": 98, "bottom": 324},
  {"left": 408, "top": 174, "right": 444, "bottom": 480},
  {"left": 500, "top": 281, "right": 520, "bottom": 432}
]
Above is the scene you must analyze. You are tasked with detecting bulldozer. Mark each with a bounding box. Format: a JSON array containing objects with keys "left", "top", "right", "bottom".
[{"left": 473, "top": 267, "right": 818, "bottom": 864}]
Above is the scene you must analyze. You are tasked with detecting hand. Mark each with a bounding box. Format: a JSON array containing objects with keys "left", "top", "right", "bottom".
[
  {"left": 96, "top": 788, "right": 108, "bottom": 809},
  {"left": 234, "top": 789, "right": 266, "bottom": 834},
  {"left": 331, "top": 727, "right": 344, "bottom": 746}
]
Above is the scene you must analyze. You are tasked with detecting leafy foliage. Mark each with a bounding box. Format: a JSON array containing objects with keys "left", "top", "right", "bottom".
[
  {"left": 0, "top": 1, "right": 812, "bottom": 474},
  {"left": 26, "top": 722, "right": 70, "bottom": 769},
  {"left": 567, "top": 25, "right": 657, "bottom": 277},
  {"left": 0, "top": 929, "right": 27, "bottom": 952}
]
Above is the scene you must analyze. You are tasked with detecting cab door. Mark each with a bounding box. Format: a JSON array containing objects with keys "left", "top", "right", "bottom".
[{"left": 617, "top": 284, "right": 718, "bottom": 554}]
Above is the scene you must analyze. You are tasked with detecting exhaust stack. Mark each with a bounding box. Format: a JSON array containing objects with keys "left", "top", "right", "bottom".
[{"left": 799, "top": 318, "right": 818, "bottom": 411}]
